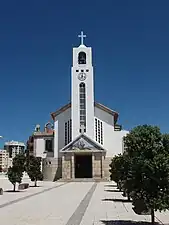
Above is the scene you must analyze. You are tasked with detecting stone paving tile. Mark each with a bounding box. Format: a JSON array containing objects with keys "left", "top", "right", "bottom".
[
  {"left": 66, "top": 183, "right": 97, "bottom": 225},
  {"left": 80, "top": 182, "right": 152, "bottom": 225},
  {"left": 1, "top": 179, "right": 169, "bottom": 225},
  {"left": 80, "top": 182, "right": 169, "bottom": 225},
  {"left": 0, "top": 178, "right": 62, "bottom": 207},
  {"left": 0, "top": 182, "right": 94, "bottom": 225}
]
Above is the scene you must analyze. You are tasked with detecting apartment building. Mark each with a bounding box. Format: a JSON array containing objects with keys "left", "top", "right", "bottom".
[
  {"left": 0, "top": 150, "right": 10, "bottom": 172},
  {"left": 4, "top": 140, "right": 25, "bottom": 158}
]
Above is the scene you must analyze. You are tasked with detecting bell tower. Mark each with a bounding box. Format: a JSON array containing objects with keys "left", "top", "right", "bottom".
[{"left": 71, "top": 31, "right": 94, "bottom": 140}]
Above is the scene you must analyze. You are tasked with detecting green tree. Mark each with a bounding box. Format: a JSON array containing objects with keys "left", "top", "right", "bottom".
[
  {"left": 109, "top": 154, "right": 124, "bottom": 191},
  {"left": 27, "top": 156, "right": 43, "bottom": 187},
  {"left": 162, "top": 133, "right": 169, "bottom": 153},
  {"left": 7, "top": 166, "right": 23, "bottom": 191},
  {"left": 12, "top": 153, "right": 26, "bottom": 172},
  {"left": 123, "top": 125, "right": 169, "bottom": 224},
  {"left": 109, "top": 153, "right": 132, "bottom": 200}
]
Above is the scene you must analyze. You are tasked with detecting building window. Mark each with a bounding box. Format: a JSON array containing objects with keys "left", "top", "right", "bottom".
[
  {"left": 68, "top": 120, "right": 70, "bottom": 145},
  {"left": 98, "top": 120, "right": 100, "bottom": 143},
  {"left": 45, "top": 140, "right": 53, "bottom": 152},
  {"left": 79, "top": 83, "right": 86, "bottom": 133},
  {"left": 101, "top": 121, "right": 103, "bottom": 145},
  {"left": 95, "top": 118, "right": 97, "bottom": 142},
  {"left": 78, "top": 52, "right": 86, "bottom": 64},
  {"left": 70, "top": 119, "right": 72, "bottom": 142},
  {"left": 76, "top": 70, "right": 79, "bottom": 72},
  {"left": 95, "top": 118, "right": 103, "bottom": 145},
  {"left": 65, "top": 122, "right": 68, "bottom": 145},
  {"left": 65, "top": 119, "right": 72, "bottom": 146},
  {"left": 86, "top": 69, "right": 89, "bottom": 72}
]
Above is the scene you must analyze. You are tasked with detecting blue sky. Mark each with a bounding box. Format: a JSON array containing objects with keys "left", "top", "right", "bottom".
[{"left": 0, "top": 0, "right": 169, "bottom": 147}]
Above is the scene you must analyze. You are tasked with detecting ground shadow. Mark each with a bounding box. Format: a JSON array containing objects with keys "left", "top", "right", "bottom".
[
  {"left": 5, "top": 190, "right": 22, "bottom": 193},
  {"left": 29, "top": 185, "right": 41, "bottom": 188},
  {"left": 102, "top": 198, "right": 131, "bottom": 203},
  {"left": 104, "top": 189, "right": 122, "bottom": 193},
  {"left": 104, "top": 184, "right": 117, "bottom": 188},
  {"left": 100, "top": 220, "right": 160, "bottom": 225}
]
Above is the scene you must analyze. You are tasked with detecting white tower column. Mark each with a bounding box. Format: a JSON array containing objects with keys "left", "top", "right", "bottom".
[{"left": 71, "top": 32, "right": 94, "bottom": 140}]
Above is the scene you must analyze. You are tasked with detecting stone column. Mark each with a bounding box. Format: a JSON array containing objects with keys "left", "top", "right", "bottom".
[
  {"left": 71, "top": 153, "right": 75, "bottom": 179},
  {"left": 101, "top": 154, "right": 104, "bottom": 178},
  {"left": 62, "top": 155, "right": 65, "bottom": 179},
  {"left": 92, "top": 152, "right": 102, "bottom": 179},
  {"left": 92, "top": 153, "right": 95, "bottom": 178}
]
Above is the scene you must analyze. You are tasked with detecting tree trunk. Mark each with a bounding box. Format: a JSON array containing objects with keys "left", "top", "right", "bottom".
[
  {"left": 151, "top": 208, "right": 155, "bottom": 225},
  {"left": 127, "top": 192, "right": 130, "bottom": 201},
  {"left": 13, "top": 183, "right": 16, "bottom": 192},
  {"left": 34, "top": 179, "right": 37, "bottom": 187}
]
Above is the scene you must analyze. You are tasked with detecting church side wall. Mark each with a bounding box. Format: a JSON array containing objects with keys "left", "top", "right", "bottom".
[
  {"left": 94, "top": 106, "right": 128, "bottom": 157},
  {"left": 94, "top": 108, "right": 129, "bottom": 179},
  {"left": 94, "top": 106, "right": 114, "bottom": 126},
  {"left": 43, "top": 107, "right": 71, "bottom": 181},
  {"left": 55, "top": 107, "right": 71, "bottom": 154},
  {"left": 54, "top": 120, "right": 58, "bottom": 158}
]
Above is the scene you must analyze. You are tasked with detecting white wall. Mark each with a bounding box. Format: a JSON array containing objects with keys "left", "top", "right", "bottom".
[
  {"left": 34, "top": 138, "right": 45, "bottom": 158},
  {"left": 94, "top": 106, "right": 128, "bottom": 157},
  {"left": 54, "top": 107, "right": 71, "bottom": 157},
  {"left": 54, "top": 120, "right": 58, "bottom": 158},
  {"left": 94, "top": 106, "right": 114, "bottom": 126}
]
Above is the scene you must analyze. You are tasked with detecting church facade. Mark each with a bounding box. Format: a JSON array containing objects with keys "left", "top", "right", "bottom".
[{"left": 32, "top": 32, "right": 128, "bottom": 181}]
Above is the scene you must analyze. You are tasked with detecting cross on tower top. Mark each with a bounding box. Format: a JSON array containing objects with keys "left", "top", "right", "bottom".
[{"left": 78, "top": 31, "right": 86, "bottom": 45}]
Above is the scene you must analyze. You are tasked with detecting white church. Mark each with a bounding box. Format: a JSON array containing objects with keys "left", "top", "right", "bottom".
[{"left": 32, "top": 32, "right": 128, "bottom": 181}]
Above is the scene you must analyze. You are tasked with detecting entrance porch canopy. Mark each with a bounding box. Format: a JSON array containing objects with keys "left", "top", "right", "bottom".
[{"left": 60, "top": 134, "right": 107, "bottom": 153}]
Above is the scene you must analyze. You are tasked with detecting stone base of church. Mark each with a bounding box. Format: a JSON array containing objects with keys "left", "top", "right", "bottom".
[
  {"left": 42, "top": 157, "right": 62, "bottom": 181},
  {"left": 42, "top": 154, "right": 113, "bottom": 181}
]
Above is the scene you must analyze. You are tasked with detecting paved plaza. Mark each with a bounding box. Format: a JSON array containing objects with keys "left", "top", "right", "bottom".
[{"left": 0, "top": 178, "right": 169, "bottom": 225}]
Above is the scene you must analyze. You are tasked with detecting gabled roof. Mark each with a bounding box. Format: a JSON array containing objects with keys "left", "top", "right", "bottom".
[
  {"left": 51, "top": 102, "right": 119, "bottom": 123},
  {"left": 51, "top": 103, "right": 71, "bottom": 120},
  {"left": 60, "top": 133, "right": 106, "bottom": 152}
]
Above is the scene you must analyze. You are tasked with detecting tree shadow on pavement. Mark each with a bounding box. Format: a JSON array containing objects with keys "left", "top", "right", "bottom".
[
  {"left": 5, "top": 190, "right": 22, "bottom": 193},
  {"left": 29, "top": 185, "right": 41, "bottom": 187},
  {"left": 102, "top": 198, "right": 131, "bottom": 203},
  {"left": 100, "top": 220, "right": 160, "bottom": 225},
  {"left": 104, "top": 184, "right": 117, "bottom": 188},
  {"left": 104, "top": 189, "right": 122, "bottom": 192}
]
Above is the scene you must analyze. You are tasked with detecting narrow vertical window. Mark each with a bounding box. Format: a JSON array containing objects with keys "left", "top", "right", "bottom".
[
  {"left": 95, "top": 118, "right": 103, "bottom": 145},
  {"left": 70, "top": 119, "right": 72, "bottom": 142},
  {"left": 98, "top": 120, "right": 100, "bottom": 143},
  {"left": 101, "top": 121, "right": 103, "bottom": 145},
  {"left": 95, "top": 118, "right": 97, "bottom": 142},
  {"left": 79, "top": 82, "right": 86, "bottom": 133},
  {"left": 65, "top": 119, "right": 72, "bottom": 145},
  {"left": 65, "top": 122, "right": 67, "bottom": 145},
  {"left": 68, "top": 120, "right": 70, "bottom": 144}
]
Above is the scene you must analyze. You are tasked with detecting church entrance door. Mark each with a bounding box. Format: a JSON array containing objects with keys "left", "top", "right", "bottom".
[{"left": 75, "top": 154, "right": 92, "bottom": 178}]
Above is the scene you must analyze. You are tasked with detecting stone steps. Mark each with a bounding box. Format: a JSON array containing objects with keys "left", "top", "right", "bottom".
[{"left": 57, "top": 178, "right": 108, "bottom": 182}]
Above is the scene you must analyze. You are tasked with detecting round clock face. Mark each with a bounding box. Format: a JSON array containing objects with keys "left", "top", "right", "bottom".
[{"left": 78, "top": 72, "right": 86, "bottom": 81}]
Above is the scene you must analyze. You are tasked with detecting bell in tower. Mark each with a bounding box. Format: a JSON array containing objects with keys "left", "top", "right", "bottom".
[{"left": 78, "top": 52, "right": 86, "bottom": 64}]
